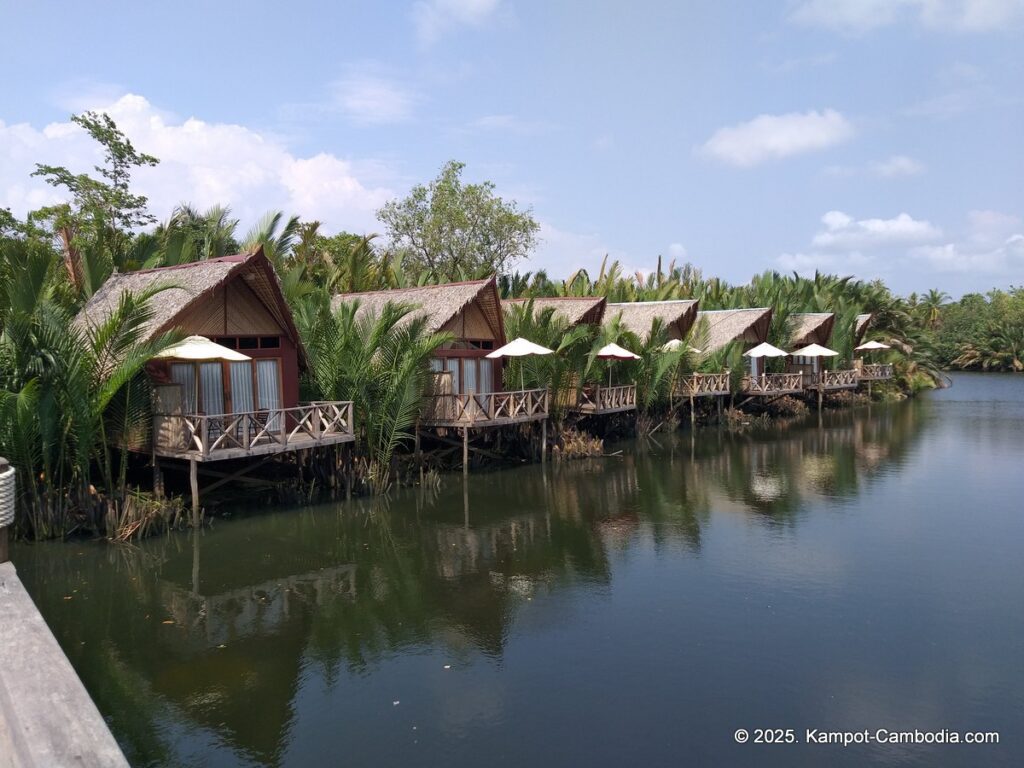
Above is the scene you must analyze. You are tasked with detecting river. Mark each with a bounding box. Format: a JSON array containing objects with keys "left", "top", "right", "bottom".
[{"left": 13, "top": 373, "right": 1024, "bottom": 767}]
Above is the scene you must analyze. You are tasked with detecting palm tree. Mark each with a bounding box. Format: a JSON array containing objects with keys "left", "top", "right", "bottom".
[{"left": 298, "top": 296, "right": 451, "bottom": 492}]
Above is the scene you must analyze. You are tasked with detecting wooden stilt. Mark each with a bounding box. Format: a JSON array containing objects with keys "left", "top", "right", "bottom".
[
  {"left": 690, "top": 395, "right": 696, "bottom": 426},
  {"left": 541, "top": 419, "right": 547, "bottom": 463},
  {"left": 153, "top": 455, "right": 164, "bottom": 498},
  {"left": 867, "top": 381, "right": 872, "bottom": 399},
  {"left": 717, "top": 396, "right": 723, "bottom": 422},
  {"left": 462, "top": 427, "right": 469, "bottom": 475},
  {"left": 189, "top": 458, "right": 199, "bottom": 527},
  {"left": 818, "top": 388, "right": 824, "bottom": 412}
]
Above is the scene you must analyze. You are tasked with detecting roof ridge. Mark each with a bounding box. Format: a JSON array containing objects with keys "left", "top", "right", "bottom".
[{"left": 333, "top": 277, "right": 493, "bottom": 299}]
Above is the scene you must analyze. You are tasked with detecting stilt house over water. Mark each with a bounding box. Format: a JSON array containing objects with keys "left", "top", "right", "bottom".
[
  {"left": 332, "top": 278, "right": 548, "bottom": 428},
  {"left": 75, "top": 248, "right": 356, "bottom": 465}
]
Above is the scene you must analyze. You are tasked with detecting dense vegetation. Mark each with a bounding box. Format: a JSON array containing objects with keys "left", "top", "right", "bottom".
[{"left": 0, "top": 112, "right": 1018, "bottom": 539}]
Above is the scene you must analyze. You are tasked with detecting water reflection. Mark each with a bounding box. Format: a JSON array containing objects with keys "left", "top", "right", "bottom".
[{"left": 17, "top": 401, "right": 930, "bottom": 767}]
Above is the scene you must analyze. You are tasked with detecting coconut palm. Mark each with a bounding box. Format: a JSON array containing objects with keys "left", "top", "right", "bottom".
[{"left": 298, "top": 295, "right": 451, "bottom": 492}]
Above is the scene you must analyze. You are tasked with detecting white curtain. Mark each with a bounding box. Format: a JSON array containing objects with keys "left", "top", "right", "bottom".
[
  {"left": 478, "top": 358, "right": 494, "bottom": 393},
  {"left": 445, "top": 358, "right": 460, "bottom": 394},
  {"left": 199, "top": 363, "right": 224, "bottom": 415},
  {"left": 170, "top": 363, "right": 196, "bottom": 413},
  {"left": 256, "top": 360, "right": 282, "bottom": 432},
  {"left": 464, "top": 358, "right": 478, "bottom": 394},
  {"left": 230, "top": 362, "right": 255, "bottom": 413}
]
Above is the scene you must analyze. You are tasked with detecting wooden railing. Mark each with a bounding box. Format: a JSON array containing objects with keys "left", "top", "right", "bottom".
[
  {"left": 576, "top": 384, "right": 637, "bottom": 413},
  {"left": 813, "top": 369, "right": 859, "bottom": 389},
  {"left": 421, "top": 389, "right": 549, "bottom": 425},
  {"left": 154, "top": 401, "right": 354, "bottom": 460},
  {"left": 678, "top": 371, "right": 731, "bottom": 397},
  {"left": 741, "top": 372, "right": 803, "bottom": 395},
  {"left": 858, "top": 363, "right": 893, "bottom": 380}
]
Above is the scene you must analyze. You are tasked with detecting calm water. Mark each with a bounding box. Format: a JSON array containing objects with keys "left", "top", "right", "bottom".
[{"left": 14, "top": 373, "right": 1024, "bottom": 767}]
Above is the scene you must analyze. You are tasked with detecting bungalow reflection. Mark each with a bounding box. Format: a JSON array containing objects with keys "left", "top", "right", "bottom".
[{"left": 12, "top": 401, "right": 925, "bottom": 766}]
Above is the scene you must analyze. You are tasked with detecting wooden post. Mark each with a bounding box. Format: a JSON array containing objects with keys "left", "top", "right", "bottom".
[
  {"left": 152, "top": 455, "right": 164, "bottom": 498},
  {"left": 818, "top": 387, "right": 824, "bottom": 412},
  {"left": 462, "top": 427, "right": 469, "bottom": 476},
  {"left": 716, "top": 395, "right": 723, "bottom": 422},
  {"left": 690, "top": 394, "right": 696, "bottom": 426},
  {"left": 189, "top": 457, "right": 200, "bottom": 526},
  {"left": 867, "top": 380, "right": 872, "bottom": 399},
  {"left": 541, "top": 419, "right": 547, "bottom": 463}
]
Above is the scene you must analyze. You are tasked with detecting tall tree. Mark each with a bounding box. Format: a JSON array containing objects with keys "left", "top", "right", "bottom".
[
  {"left": 377, "top": 160, "right": 540, "bottom": 281},
  {"left": 31, "top": 112, "right": 159, "bottom": 293}
]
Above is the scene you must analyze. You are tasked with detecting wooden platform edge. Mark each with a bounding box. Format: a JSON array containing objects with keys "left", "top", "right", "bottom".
[{"left": 0, "top": 562, "right": 129, "bottom": 768}]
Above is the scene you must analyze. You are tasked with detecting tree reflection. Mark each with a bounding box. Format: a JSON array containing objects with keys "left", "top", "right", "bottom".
[{"left": 14, "top": 401, "right": 926, "bottom": 767}]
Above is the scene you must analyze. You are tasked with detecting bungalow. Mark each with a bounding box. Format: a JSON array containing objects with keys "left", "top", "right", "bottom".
[
  {"left": 501, "top": 296, "right": 607, "bottom": 328},
  {"left": 787, "top": 312, "right": 857, "bottom": 392},
  {"left": 605, "top": 299, "right": 699, "bottom": 342},
  {"left": 689, "top": 307, "right": 775, "bottom": 398},
  {"left": 75, "top": 249, "right": 355, "bottom": 513},
  {"left": 502, "top": 295, "right": 636, "bottom": 416},
  {"left": 332, "top": 278, "right": 547, "bottom": 429}
]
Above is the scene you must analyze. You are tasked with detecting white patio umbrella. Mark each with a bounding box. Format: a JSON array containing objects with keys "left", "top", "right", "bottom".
[
  {"left": 156, "top": 335, "right": 252, "bottom": 362},
  {"left": 855, "top": 340, "right": 891, "bottom": 351},
  {"left": 790, "top": 343, "right": 838, "bottom": 377},
  {"left": 790, "top": 343, "right": 838, "bottom": 357},
  {"left": 742, "top": 342, "right": 789, "bottom": 358},
  {"left": 661, "top": 339, "right": 702, "bottom": 354},
  {"left": 486, "top": 337, "right": 555, "bottom": 390},
  {"left": 596, "top": 342, "right": 640, "bottom": 386},
  {"left": 743, "top": 341, "right": 788, "bottom": 379}
]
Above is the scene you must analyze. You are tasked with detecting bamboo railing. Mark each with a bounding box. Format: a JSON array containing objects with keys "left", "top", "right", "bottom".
[
  {"left": 741, "top": 372, "right": 803, "bottom": 395},
  {"left": 811, "top": 369, "right": 859, "bottom": 389},
  {"left": 575, "top": 384, "right": 637, "bottom": 413},
  {"left": 421, "top": 388, "right": 549, "bottom": 426},
  {"left": 154, "top": 401, "right": 355, "bottom": 460},
  {"left": 678, "top": 371, "right": 731, "bottom": 397},
  {"left": 858, "top": 363, "right": 894, "bottom": 380}
]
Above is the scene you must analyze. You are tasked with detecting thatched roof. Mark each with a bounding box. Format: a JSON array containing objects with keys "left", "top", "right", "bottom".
[
  {"left": 502, "top": 296, "right": 606, "bottom": 327},
  {"left": 694, "top": 308, "right": 773, "bottom": 352},
  {"left": 332, "top": 278, "right": 505, "bottom": 341},
  {"left": 790, "top": 312, "right": 836, "bottom": 347},
  {"left": 74, "top": 248, "right": 305, "bottom": 360},
  {"left": 854, "top": 312, "right": 873, "bottom": 346},
  {"left": 605, "top": 299, "right": 699, "bottom": 341}
]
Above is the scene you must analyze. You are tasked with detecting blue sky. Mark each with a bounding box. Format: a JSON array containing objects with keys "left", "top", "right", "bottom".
[{"left": 1, "top": 0, "right": 1021, "bottom": 296}]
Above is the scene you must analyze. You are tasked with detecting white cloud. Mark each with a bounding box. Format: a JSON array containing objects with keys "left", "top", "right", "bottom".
[
  {"left": 825, "top": 154, "right": 926, "bottom": 177},
  {"left": 667, "top": 242, "right": 687, "bottom": 259},
  {"left": 912, "top": 235, "right": 1024, "bottom": 273},
  {"left": 330, "top": 69, "right": 417, "bottom": 125},
  {"left": 790, "top": 0, "right": 1024, "bottom": 33},
  {"left": 699, "top": 109, "right": 854, "bottom": 167},
  {"left": 777, "top": 250, "right": 876, "bottom": 276},
  {"left": 0, "top": 93, "right": 394, "bottom": 234},
  {"left": 870, "top": 155, "right": 926, "bottom": 177},
  {"left": 412, "top": 0, "right": 501, "bottom": 46},
  {"left": 465, "top": 114, "right": 553, "bottom": 135},
  {"left": 811, "top": 210, "right": 942, "bottom": 249}
]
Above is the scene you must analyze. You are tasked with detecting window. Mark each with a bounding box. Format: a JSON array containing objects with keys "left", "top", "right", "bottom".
[
  {"left": 259, "top": 336, "right": 280, "bottom": 349},
  {"left": 238, "top": 337, "right": 259, "bottom": 350}
]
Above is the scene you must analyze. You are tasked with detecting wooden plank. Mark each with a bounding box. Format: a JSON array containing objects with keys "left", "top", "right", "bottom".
[{"left": 0, "top": 562, "right": 129, "bottom": 767}]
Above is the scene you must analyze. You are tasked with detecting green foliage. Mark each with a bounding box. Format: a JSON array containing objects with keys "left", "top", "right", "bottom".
[
  {"left": 378, "top": 160, "right": 540, "bottom": 281},
  {"left": 297, "top": 296, "right": 451, "bottom": 492}
]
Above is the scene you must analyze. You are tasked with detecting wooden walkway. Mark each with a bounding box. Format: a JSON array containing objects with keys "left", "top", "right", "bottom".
[
  {"left": 0, "top": 561, "right": 128, "bottom": 767},
  {"left": 419, "top": 389, "right": 549, "bottom": 428}
]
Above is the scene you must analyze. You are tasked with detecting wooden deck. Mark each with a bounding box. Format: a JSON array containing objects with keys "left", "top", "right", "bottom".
[
  {"left": 153, "top": 401, "right": 355, "bottom": 462},
  {"left": 573, "top": 385, "right": 637, "bottom": 415},
  {"left": 0, "top": 561, "right": 129, "bottom": 767},
  {"left": 805, "top": 369, "right": 859, "bottom": 391},
  {"left": 420, "top": 389, "right": 549, "bottom": 428},
  {"left": 741, "top": 372, "right": 804, "bottom": 396},
  {"left": 677, "top": 371, "right": 731, "bottom": 398},
  {"left": 858, "top": 363, "right": 894, "bottom": 381}
]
